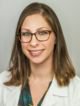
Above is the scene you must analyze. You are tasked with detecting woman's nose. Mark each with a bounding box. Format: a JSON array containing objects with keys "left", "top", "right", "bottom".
[{"left": 30, "top": 35, "right": 39, "bottom": 47}]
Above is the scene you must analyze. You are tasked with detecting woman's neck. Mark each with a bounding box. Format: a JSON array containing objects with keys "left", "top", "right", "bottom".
[{"left": 29, "top": 58, "right": 54, "bottom": 82}]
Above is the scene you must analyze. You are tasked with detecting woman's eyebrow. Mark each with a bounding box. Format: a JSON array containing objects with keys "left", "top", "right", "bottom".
[{"left": 21, "top": 27, "right": 50, "bottom": 31}]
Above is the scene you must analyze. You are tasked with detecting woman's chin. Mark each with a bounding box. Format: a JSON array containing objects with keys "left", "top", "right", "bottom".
[
  {"left": 30, "top": 58, "right": 44, "bottom": 65},
  {"left": 30, "top": 59, "right": 44, "bottom": 65}
]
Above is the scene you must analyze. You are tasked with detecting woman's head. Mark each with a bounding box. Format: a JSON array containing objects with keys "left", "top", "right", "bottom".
[
  {"left": 15, "top": 2, "right": 65, "bottom": 66},
  {"left": 16, "top": 2, "right": 63, "bottom": 53},
  {"left": 7, "top": 2, "right": 75, "bottom": 86}
]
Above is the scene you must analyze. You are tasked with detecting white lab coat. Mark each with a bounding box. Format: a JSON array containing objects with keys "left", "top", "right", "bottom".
[{"left": 0, "top": 71, "right": 80, "bottom": 106}]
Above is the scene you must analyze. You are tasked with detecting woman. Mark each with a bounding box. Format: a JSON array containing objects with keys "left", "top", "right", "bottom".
[{"left": 0, "top": 2, "right": 80, "bottom": 106}]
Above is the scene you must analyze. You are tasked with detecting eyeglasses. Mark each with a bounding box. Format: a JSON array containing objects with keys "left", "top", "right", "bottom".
[{"left": 19, "top": 30, "right": 52, "bottom": 43}]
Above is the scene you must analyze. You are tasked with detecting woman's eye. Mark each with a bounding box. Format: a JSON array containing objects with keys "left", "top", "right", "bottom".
[
  {"left": 21, "top": 32, "right": 31, "bottom": 36},
  {"left": 38, "top": 31, "right": 48, "bottom": 35}
]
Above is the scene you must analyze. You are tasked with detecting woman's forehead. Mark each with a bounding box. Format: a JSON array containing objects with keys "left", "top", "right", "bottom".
[{"left": 21, "top": 14, "right": 51, "bottom": 31}]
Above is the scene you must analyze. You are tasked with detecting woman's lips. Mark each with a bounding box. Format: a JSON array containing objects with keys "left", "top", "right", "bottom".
[{"left": 29, "top": 50, "right": 44, "bottom": 57}]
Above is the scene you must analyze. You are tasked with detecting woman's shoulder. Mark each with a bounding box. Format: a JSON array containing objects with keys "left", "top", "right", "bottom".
[
  {"left": 0, "top": 71, "right": 11, "bottom": 104},
  {"left": 0, "top": 70, "right": 21, "bottom": 93},
  {"left": 69, "top": 75, "right": 80, "bottom": 105},
  {"left": 0, "top": 71, "right": 21, "bottom": 105},
  {"left": 69, "top": 75, "right": 80, "bottom": 91},
  {"left": 71, "top": 75, "right": 80, "bottom": 86},
  {"left": 0, "top": 70, "right": 11, "bottom": 85}
]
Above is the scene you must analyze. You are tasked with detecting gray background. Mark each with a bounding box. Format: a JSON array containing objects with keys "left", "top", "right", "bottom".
[{"left": 0, "top": 0, "right": 80, "bottom": 76}]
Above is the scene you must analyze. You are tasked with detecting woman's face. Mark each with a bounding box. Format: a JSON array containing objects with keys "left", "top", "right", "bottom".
[{"left": 21, "top": 14, "right": 56, "bottom": 64}]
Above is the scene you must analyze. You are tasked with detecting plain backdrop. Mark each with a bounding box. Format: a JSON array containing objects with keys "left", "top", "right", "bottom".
[{"left": 0, "top": 0, "right": 80, "bottom": 76}]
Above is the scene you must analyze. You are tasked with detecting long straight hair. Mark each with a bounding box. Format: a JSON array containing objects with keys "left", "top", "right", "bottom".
[{"left": 5, "top": 2, "right": 75, "bottom": 86}]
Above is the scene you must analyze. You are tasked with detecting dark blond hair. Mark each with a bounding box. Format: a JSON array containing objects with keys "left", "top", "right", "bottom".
[{"left": 5, "top": 2, "right": 75, "bottom": 86}]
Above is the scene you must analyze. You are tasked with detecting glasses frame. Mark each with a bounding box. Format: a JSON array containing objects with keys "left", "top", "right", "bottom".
[{"left": 18, "top": 30, "right": 52, "bottom": 43}]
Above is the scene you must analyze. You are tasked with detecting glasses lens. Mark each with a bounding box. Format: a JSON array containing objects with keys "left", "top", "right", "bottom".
[
  {"left": 36, "top": 30, "right": 50, "bottom": 41},
  {"left": 20, "top": 32, "right": 32, "bottom": 42}
]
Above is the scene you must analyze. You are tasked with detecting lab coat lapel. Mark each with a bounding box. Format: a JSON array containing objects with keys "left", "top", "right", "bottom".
[{"left": 41, "top": 77, "right": 68, "bottom": 106}]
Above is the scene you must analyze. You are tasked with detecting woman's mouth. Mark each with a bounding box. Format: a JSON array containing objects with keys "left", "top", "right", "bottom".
[{"left": 29, "top": 49, "right": 44, "bottom": 57}]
